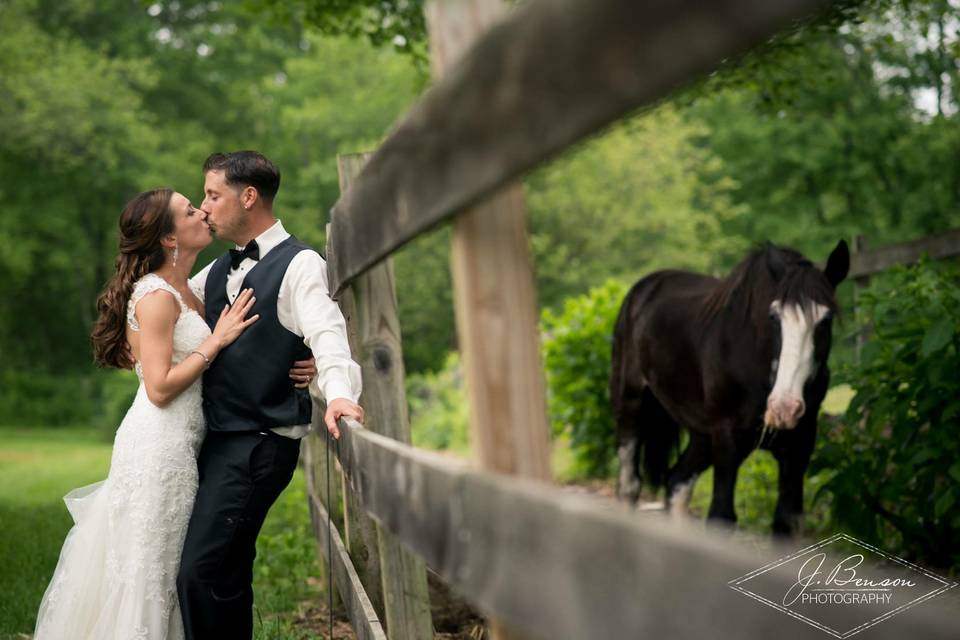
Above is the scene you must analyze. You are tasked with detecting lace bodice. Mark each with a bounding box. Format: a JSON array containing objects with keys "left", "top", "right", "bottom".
[{"left": 127, "top": 274, "right": 211, "bottom": 380}]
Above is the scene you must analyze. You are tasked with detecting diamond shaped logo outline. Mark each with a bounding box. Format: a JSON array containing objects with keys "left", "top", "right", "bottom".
[{"left": 728, "top": 532, "right": 957, "bottom": 638}]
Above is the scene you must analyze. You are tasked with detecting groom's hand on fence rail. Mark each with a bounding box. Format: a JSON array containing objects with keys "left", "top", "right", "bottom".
[{"left": 324, "top": 398, "right": 364, "bottom": 439}]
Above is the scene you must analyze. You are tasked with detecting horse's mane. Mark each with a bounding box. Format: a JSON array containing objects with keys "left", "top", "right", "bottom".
[{"left": 701, "top": 243, "right": 836, "bottom": 327}]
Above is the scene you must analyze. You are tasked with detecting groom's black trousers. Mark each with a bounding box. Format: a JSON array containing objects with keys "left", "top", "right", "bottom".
[{"left": 177, "top": 429, "right": 301, "bottom": 640}]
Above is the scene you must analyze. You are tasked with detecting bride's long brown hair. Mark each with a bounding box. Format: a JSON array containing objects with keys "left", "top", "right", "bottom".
[{"left": 91, "top": 188, "right": 175, "bottom": 368}]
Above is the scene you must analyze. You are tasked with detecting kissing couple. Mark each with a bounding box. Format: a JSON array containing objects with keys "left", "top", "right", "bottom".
[{"left": 34, "top": 150, "right": 364, "bottom": 639}]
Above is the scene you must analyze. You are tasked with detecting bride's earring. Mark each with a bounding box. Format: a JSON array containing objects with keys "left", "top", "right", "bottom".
[{"left": 173, "top": 245, "right": 179, "bottom": 267}]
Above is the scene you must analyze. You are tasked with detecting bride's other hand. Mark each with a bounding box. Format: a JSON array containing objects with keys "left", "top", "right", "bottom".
[
  {"left": 212, "top": 288, "right": 259, "bottom": 348},
  {"left": 289, "top": 357, "right": 317, "bottom": 389}
]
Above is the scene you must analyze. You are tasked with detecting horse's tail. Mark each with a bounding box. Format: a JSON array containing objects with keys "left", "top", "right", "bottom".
[
  {"left": 609, "top": 286, "right": 632, "bottom": 428},
  {"left": 608, "top": 296, "right": 630, "bottom": 420}
]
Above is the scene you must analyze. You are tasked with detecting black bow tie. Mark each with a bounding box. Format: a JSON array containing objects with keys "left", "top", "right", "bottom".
[{"left": 229, "top": 240, "right": 260, "bottom": 269}]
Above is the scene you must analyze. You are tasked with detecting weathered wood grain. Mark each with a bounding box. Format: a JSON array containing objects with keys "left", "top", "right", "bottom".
[
  {"left": 324, "top": 420, "right": 960, "bottom": 640},
  {"left": 427, "top": 4, "right": 552, "bottom": 636},
  {"left": 333, "top": 284, "right": 387, "bottom": 623},
  {"left": 335, "top": 153, "right": 434, "bottom": 640},
  {"left": 425, "top": 0, "right": 552, "bottom": 482}
]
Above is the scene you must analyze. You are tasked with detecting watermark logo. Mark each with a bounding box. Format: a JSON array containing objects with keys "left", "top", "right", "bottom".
[{"left": 729, "top": 533, "right": 956, "bottom": 638}]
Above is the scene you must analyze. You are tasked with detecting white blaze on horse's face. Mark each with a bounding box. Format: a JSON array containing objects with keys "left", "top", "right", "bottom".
[{"left": 765, "top": 300, "right": 830, "bottom": 430}]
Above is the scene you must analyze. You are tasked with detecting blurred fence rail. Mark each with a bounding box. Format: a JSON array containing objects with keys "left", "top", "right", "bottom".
[{"left": 302, "top": 0, "right": 960, "bottom": 638}]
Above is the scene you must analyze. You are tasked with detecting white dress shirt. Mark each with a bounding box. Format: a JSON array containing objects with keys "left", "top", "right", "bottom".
[{"left": 189, "top": 220, "right": 361, "bottom": 438}]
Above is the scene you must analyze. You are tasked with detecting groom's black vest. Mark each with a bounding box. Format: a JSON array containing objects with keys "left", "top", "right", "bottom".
[{"left": 202, "top": 236, "right": 313, "bottom": 432}]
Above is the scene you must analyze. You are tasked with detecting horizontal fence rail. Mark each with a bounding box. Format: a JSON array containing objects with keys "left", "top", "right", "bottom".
[
  {"left": 326, "top": 0, "right": 830, "bottom": 295},
  {"left": 849, "top": 227, "right": 960, "bottom": 280},
  {"left": 320, "top": 419, "right": 960, "bottom": 640}
]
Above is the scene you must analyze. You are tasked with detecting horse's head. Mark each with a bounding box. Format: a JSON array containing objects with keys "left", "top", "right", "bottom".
[{"left": 764, "top": 240, "right": 849, "bottom": 429}]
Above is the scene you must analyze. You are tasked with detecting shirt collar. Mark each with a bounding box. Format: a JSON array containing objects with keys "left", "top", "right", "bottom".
[{"left": 236, "top": 220, "right": 289, "bottom": 259}]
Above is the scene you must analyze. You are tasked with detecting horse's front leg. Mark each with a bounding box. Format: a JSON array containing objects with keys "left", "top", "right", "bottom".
[
  {"left": 772, "top": 420, "right": 816, "bottom": 537},
  {"left": 707, "top": 426, "right": 742, "bottom": 528}
]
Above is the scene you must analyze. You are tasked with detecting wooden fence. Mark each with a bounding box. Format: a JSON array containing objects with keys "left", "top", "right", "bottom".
[
  {"left": 849, "top": 229, "right": 960, "bottom": 282},
  {"left": 301, "top": 0, "right": 960, "bottom": 638},
  {"left": 846, "top": 229, "right": 960, "bottom": 357}
]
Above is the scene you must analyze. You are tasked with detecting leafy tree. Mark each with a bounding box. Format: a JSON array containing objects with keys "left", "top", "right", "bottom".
[
  {"left": 812, "top": 260, "right": 960, "bottom": 568},
  {"left": 0, "top": 0, "right": 172, "bottom": 370},
  {"left": 241, "top": 0, "right": 428, "bottom": 64},
  {"left": 527, "top": 105, "right": 748, "bottom": 310},
  {"left": 683, "top": 0, "right": 960, "bottom": 256},
  {"left": 407, "top": 351, "right": 470, "bottom": 454}
]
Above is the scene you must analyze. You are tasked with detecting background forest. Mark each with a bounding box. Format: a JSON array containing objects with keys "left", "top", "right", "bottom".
[
  {"left": 1, "top": 0, "right": 959, "bottom": 636},
  {"left": 1, "top": 0, "right": 957, "bottom": 389}
]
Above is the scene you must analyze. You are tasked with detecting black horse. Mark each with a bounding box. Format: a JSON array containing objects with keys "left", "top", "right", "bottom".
[{"left": 610, "top": 241, "right": 849, "bottom": 535}]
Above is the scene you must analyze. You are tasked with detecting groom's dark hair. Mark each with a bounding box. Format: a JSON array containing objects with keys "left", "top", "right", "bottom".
[{"left": 203, "top": 150, "right": 280, "bottom": 205}]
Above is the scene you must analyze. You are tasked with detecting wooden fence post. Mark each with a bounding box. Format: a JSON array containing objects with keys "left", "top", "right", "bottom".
[
  {"left": 333, "top": 285, "right": 386, "bottom": 622},
  {"left": 425, "top": 1, "right": 554, "bottom": 637},
  {"left": 334, "top": 153, "right": 434, "bottom": 640}
]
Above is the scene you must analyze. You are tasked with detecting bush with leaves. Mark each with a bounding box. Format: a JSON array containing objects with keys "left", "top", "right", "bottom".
[
  {"left": 812, "top": 260, "right": 960, "bottom": 569},
  {"left": 406, "top": 352, "right": 470, "bottom": 455},
  {"left": 541, "top": 279, "right": 629, "bottom": 478}
]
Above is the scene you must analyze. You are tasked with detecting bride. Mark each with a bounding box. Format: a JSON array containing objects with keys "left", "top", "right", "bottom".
[{"left": 33, "top": 188, "right": 312, "bottom": 639}]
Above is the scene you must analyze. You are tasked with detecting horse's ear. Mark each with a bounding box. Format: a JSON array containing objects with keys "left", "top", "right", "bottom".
[
  {"left": 824, "top": 240, "right": 850, "bottom": 288},
  {"left": 766, "top": 244, "right": 787, "bottom": 280}
]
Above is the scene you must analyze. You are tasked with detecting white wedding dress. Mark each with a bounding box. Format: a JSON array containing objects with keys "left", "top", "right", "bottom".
[{"left": 35, "top": 274, "right": 211, "bottom": 640}]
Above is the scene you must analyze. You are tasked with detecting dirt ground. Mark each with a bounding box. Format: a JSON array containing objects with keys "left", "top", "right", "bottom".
[
  {"left": 292, "top": 480, "right": 625, "bottom": 639},
  {"left": 292, "top": 568, "right": 487, "bottom": 639}
]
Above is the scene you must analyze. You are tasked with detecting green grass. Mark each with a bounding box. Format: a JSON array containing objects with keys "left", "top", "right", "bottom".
[
  {"left": 252, "top": 470, "right": 326, "bottom": 640},
  {"left": 0, "top": 427, "right": 111, "bottom": 636},
  {"left": 0, "top": 426, "right": 327, "bottom": 640},
  {"left": 686, "top": 449, "right": 830, "bottom": 535},
  {"left": 679, "top": 387, "right": 849, "bottom": 538},
  {"left": 545, "top": 400, "right": 846, "bottom": 539}
]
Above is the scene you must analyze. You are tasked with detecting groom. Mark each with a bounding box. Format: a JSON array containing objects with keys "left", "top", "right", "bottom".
[{"left": 177, "top": 150, "right": 364, "bottom": 639}]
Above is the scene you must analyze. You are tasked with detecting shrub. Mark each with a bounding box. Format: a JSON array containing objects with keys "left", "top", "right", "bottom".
[
  {"left": 0, "top": 367, "right": 139, "bottom": 433},
  {"left": 541, "top": 279, "right": 629, "bottom": 478},
  {"left": 406, "top": 352, "right": 470, "bottom": 455},
  {"left": 0, "top": 370, "right": 96, "bottom": 426},
  {"left": 812, "top": 260, "right": 960, "bottom": 569}
]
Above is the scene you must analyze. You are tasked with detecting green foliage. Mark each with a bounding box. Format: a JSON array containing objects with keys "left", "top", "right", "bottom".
[
  {"left": 0, "top": 372, "right": 97, "bottom": 427},
  {"left": 527, "top": 105, "right": 748, "bottom": 309},
  {"left": 252, "top": 469, "right": 324, "bottom": 637},
  {"left": 243, "top": 0, "right": 428, "bottom": 64},
  {"left": 5, "top": 0, "right": 959, "bottom": 390},
  {"left": 690, "top": 452, "right": 780, "bottom": 531},
  {"left": 541, "top": 279, "right": 629, "bottom": 478},
  {"left": 812, "top": 260, "right": 960, "bottom": 568},
  {"left": 96, "top": 368, "right": 141, "bottom": 435},
  {"left": 0, "top": 368, "right": 143, "bottom": 433},
  {"left": 406, "top": 352, "right": 470, "bottom": 455},
  {"left": 393, "top": 227, "right": 457, "bottom": 375},
  {"left": 683, "top": 0, "right": 960, "bottom": 256}
]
